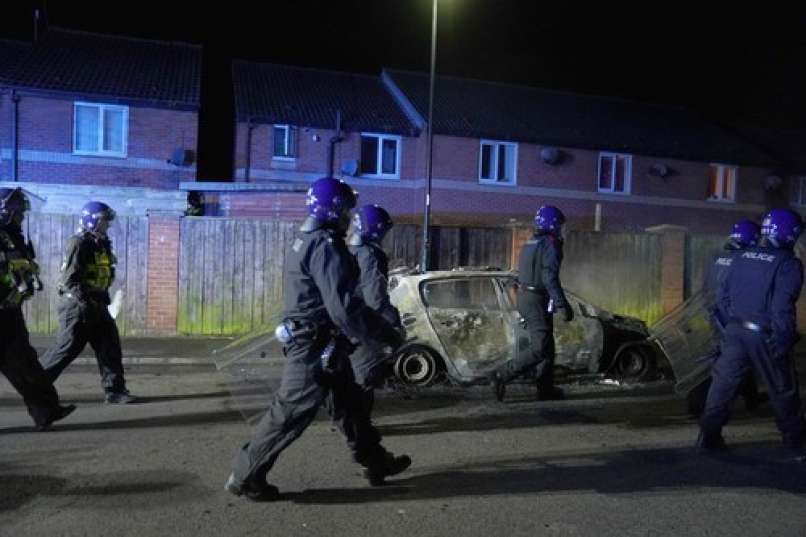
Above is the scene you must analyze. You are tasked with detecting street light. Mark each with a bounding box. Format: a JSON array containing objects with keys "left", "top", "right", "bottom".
[{"left": 420, "top": 0, "right": 438, "bottom": 272}]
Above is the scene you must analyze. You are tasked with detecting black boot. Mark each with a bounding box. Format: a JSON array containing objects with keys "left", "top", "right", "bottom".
[
  {"left": 35, "top": 404, "right": 77, "bottom": 432},
  {"left": 696, "top": 430, "right": 728, "bottom": 453},
  {"left": 536, "top": 385, "right": 565, "bottom": 401},
  {"left": 224, "top": 473, "right": 280, "bottom": 502},
  {"left": 363, "top": 452, "right": 412, "bottom": 486}
]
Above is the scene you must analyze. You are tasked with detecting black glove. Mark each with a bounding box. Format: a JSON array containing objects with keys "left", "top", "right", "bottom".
[{"left": 556, "top": 305, "right": 574, "bottom": 323}]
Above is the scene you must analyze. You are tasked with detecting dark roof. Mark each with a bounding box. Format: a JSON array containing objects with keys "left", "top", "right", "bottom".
[
  {"left": 0, "top": 28, "right": 201, "bottom": 108},
  {"left": 0, "top": 39, "right": 31, "bottom": 78},
  {"left": 233, "top": 61, "right": 417, "bottom": 135},
  {"left": 728, "top": 126, "right": 806, "bottom": 174},
  {"left": 385, "top": 69, "right": 776, "bottom": 166}
]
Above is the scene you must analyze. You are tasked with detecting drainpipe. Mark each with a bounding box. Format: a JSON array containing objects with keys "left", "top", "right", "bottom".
[
  {"left": 244, "top": 119, "right": 254, "bottom": 183},
  {"left": 327, "top": 110, "right": 343, "bottom": 178},
  {"left": 11, "top": 90, "right": 19, "bottom": 182}
]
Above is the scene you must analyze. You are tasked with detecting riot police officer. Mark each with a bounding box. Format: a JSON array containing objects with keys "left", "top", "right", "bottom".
[
  {"left": 490, "top": 205, "right": 572, "bottom": 402},
  {"left": 40, "top": 201, "right": 134, "bottom": 404},
  {"left": 347, "top": 204, "right": 404, "bottom": 392},
  {"left": 686, "top": 219, "right": 764, "bottom": 415},
  {"left": 0, "top": 188, "right": 75, "bottom": 431},
  {"left": 225, "top": 178, "right": 409, "bottom": 501},
  {"left": 698, "top": 208, "right": 806, "bottom": 458}
]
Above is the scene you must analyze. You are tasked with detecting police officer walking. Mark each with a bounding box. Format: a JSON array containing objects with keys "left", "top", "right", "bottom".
[
  {"left": 686, "top": 220, "right": 764, "bottom": 415},
  {"left": 347, "top": 204, "right": 404, "bottom": 393},
  {"left": 698, "top": 208, "right": 806, "bottom": 458},
  {"left": 39, "top": 201, "right": 135, "bottom": 404},
  {"left": 490, "top": 205, "right": 572, "bottom": 402},
  {"left": 225, "top": 178, "right": 410, "bottom": 501},
  {"left": 0, "top": 188, "right": 75, "bottom": 431}
]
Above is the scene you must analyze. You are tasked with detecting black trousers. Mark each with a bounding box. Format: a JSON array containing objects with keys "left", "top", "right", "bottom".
[
  {"left": 0, "top": 307, "right": 62, "bottom": 426},
  {"left": 39, "top": 296, "right": 125, "bottom": 393},
  {"left": 232, "top": 332, "right": 387, "bottom": 486},
  {"left": 495, "top": 290, "right": 556, "bottom": 388},
  {"left": 701, "top": 324, "right": 805, "bottom": 449}
]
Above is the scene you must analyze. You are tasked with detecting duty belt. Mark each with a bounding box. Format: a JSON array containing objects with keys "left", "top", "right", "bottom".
[
  {"left": 737, "top": 320, "right": 770, "bottom": 334},
  {"left": 522, "top": 285, "right": 546, "bottom": 294}
]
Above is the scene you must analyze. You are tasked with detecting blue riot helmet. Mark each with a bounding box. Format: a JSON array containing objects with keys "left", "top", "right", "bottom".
[
  {"left": 728, "top": 219, "right": 761, "bottom": 249},
  {"left": 80, "top": 201, "right": 116, "bottom": 232},
  {"left": 761, "top": 208, "right": 803, "bottom": 249},
  {"left": 354, "top": 204, "right": 393, "bottom": 243},
  {"left": 0, "top": 188, "right": 30, "bottom": 225},
  {"left": 306, "top": 177, "right": 358, "bottom": 229},
  {"left": 534, "top": 205, "right": 565, "bottom": 235}
]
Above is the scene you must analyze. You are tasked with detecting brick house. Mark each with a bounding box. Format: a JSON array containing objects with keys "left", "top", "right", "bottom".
[
  {"left": 0, "top": 28, "right": 201, "bottom": 190},
  {"left": 217, "top": 62, "right": 785, "bottom": 233}
]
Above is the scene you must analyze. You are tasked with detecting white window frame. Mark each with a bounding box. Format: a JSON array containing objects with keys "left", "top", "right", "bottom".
[
  {"left": 707, "top": 164, "right": 737, "bottom": 203},
  {"left": 792, "top": 176, "right": 806, "bottom": 206},
  {"left": 272, "top": 124, "right": 297, "bottom": 161},
  {"left": 478, "top": 140, "right": 518, "bottom": 185},
  {"left": 72, "top": 102, "right": 128, "bottom": 158},
  {"left": 359, "top": 132, "right": 401, "bottom": 180},
  {"left": 597, "top": 152, "right": 632, "bottom": 195}
]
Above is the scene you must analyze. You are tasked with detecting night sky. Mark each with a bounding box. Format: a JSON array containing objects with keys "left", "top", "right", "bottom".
[{"left": 2, "top": 0, "right": 805, "bottom": 179}]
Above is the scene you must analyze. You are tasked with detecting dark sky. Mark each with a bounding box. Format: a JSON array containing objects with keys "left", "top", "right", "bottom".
[{"left": 2, "top": 0, "right": 806, "bottom": 179}]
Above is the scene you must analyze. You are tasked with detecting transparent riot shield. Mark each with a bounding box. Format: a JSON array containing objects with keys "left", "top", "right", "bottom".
[
  {"left": 648, "top": 290, "right": 718, "bottom": 395},
  {"left": 213, "top": 325, "right": 286, "bottom": 425}
]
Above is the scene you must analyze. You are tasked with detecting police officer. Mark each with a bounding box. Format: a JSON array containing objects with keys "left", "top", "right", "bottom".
[
  {"left": 490, "top": 205, "right": 573, "bottom": 402},
  {"left": 698, "top": 208, "right": 806, "bottom": 458},
  {"left": 0, "top": 188, "right": 75, "bottom": 431},
  {"left": 225, "top": 178, "right": 410, "bottom": 501},
  {"left": 347, "top": 204, "right": 404, "bottom": 392},
  {"left": 39, "top": 201, "right": 134, "bottom": 404},
  {"left": 686, "top": 220, "right": 764, "bottom": 415}
]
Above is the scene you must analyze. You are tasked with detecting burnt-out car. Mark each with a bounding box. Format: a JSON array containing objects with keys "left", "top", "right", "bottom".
[{"left": 388, "top": 268, "right": 657, "bottom": 386}]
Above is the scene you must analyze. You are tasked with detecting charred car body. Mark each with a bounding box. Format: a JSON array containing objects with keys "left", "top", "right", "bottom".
[{"left": 388, "top": 268, "right": 657, "bottom": 386}]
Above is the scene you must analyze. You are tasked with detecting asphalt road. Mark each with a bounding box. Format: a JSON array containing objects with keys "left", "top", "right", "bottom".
[{"left": 2, "top": 365, "right": 806, "bottom": 537}]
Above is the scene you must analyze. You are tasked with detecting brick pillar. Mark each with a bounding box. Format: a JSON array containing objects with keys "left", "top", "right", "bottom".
[
  {"left": 647, "top": 225, "right": 687, "bottom": 315},
  {"left": 146, "top": 216, "right": 181, "bottom": 334},
  {"left": 511, "top": 226, "right": 533, "bottom": 270}
]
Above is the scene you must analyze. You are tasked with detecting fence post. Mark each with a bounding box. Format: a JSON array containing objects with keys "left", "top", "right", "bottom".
[
  {"left": 146, "top": 215, "right": 181, "bottom": 335},
  {"left": 646, "top": 224, "right": 687, "bottom": 315}
]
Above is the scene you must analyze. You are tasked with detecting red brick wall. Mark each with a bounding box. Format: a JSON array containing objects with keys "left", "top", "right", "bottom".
[
  {"left": 6, "top": 95, "right": 197, "bottom": 188},
  {"left": 233, "top": 121, "right": 777, "bottom": 233},
  {"left": 146, "top": 217, "right": 180, "bottom": 334}
]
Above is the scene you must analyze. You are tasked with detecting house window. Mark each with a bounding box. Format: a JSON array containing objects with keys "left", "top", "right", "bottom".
[
  {"left": 790, "top": 176, "right": 806, "bottom": 206},
  {"left": 360, "top": 133, "right": 400, "bottom": 178},
  {"left": 707, "top": 165, "right": 737, "bottom": 202},
  {"left": 73, "top": 102, "right": 128, "bottom": 157},
  {"left": 479, "top": 140, "right": 517, "bottom": 184},
  {"left": 273, "top": 125, "right": 297, "bottom": 159},
  {"left": 598, "top": 152, "right": 632, "bottom": 194}
]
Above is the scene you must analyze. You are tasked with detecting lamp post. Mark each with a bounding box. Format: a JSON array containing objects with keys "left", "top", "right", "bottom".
[{"left": 420, "top": 0, "right": 438, "bottom": 272}]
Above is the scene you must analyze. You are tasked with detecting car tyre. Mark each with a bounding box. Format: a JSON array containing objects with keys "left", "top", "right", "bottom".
[
  {"left": 393, "top": 346, "right": 441, "bottom": 387},
  {"left": 614, "top": 342, "right": 657, "bottom": 381}
]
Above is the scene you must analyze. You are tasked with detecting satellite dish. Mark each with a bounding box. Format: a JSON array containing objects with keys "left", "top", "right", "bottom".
[
  {"left": 764, "top": 175, "right": 783, "bottom": 191},
  {"left": 649, "top": 164, "right": 670, "bottom": 177},
  {"left": 540, "top": 147, "right": 562, "bottom": 165},
  {"left": 341, "top": 159, "right": 360, "bottom": 177}
]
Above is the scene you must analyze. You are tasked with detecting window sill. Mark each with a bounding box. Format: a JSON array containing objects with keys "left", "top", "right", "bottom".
[
  {"left": 360, "top": 174, "right": 400, "bottom": 181},
  {"left": 479, "top": 179, "right": 516, "bottom": 187},
  {"left": 706, "top": 197, "right": 736, "bottom": 204},
  {"left": 597, "top": 189, "right": 631, "bottom": 196},
  {"left": 272, "top": 156, "right": 297, "bottom": 162},
  {"left": 72, "top": 151, "right": 127, "bottom": 159}
]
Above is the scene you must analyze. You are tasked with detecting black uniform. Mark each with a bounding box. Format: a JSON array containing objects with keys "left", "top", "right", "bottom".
[
  {"left": 230, "top": 219, "right": 403, "bottom": 490},
  {"left": 0, "top": 224, "right": 66, "bottom": 427},
  {"left": 39, "top": 231, "right": 126, "bottom": 395},
  {"left": 700, "top": 245, "right": 805, "bottom": 451},
  {"left": 687, "top": 248, "right": 760, "bottom": 414},
  {"left": 348, "top": 238, "right": 403, "bottom": 387},
  {"left": 495, "top": 232, "right": 569, "bottom": 389}
]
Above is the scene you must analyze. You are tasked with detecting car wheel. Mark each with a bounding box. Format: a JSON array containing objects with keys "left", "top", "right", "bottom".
[
  {"left": 614, "top": 343, "right": 657, "bottom": 381},
  {"left": 393, "top": 346, "right": 441, "bottom": 387}
]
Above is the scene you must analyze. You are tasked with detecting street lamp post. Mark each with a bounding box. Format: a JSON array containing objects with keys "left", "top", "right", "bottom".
[{"left": 420, "top": 0, "right": 438, "bottom": 272}]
